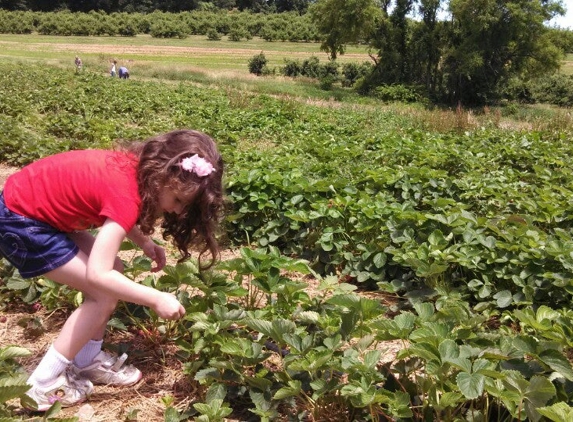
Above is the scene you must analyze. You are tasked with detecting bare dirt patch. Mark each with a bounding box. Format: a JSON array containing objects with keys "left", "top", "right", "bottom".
[{"left": 0, "top": 163, "right": 16, "bottom": 187}]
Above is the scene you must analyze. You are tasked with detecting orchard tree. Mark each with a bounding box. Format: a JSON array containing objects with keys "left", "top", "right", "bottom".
[{"left": 309, "top": 0, "right": 382, "bottom": 59}]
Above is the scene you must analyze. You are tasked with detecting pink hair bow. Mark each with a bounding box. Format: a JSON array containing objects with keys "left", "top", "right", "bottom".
[{"left": 180, "top": 155, "right": 215, "bottom": 177}]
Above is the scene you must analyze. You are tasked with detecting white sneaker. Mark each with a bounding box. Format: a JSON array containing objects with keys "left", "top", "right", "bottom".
[
  {"left": 71, "top": 351, "right": 142, "bottom": 386},
  {"left": 25, "top": 370, "right": 94, "bottom": 411}
]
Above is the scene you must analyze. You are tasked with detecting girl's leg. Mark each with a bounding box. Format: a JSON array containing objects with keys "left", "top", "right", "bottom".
[
  {"left": 26, "top": 232, "right": 138, "bottom": 409},
  {"left": 49, "top": 231, "right": 141, "bottom": 387},
  {"left": 29, "top": 231, "right": 122, "bottom": 381},
  {"left": 29, "top": 250, "right": 118, "bottom": 385},
  {"left": 52, "top": 231, "right": 123, "bottom": 359},
  {"left": 26, "top": 250, "right": 116, "bottom": 408}
]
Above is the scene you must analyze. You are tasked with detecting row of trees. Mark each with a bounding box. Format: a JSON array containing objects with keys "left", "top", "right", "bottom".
[
  {"left": 309, "top": 0, "right": 573, "bottom": 105},
  {"left": 1, "top": 0, "right": 312, "bottom": 13},
  {"left": 0, "top": 9, "right": 319, "bottom": 40}
]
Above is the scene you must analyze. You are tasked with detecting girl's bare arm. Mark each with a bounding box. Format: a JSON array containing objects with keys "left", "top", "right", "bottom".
[{"left": 86, "top": 219, "right": 182, "bottom": 319}]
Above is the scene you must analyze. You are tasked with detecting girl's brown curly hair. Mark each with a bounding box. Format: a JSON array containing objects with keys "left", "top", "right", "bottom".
[{"left": 126, "top": 129, "right": 224, "bottom": 269}]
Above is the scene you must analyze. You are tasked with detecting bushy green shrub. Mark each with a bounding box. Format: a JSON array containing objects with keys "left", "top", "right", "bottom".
[
  {"left": 342, "top": 61, "right": 373, "bottom": 87},
  {"left": 320, "top": 60, "right": 339, "bottom": 78},
  {"left": 301, "top": 56, "right": 321, "bottom": 78},
  {"left": 206, "top": 27, "right": 221, "bottom": 40},
  {"left": 319, "top": 75, "right": 336, "bottom": 90},
  {"left": 528, "top": 74, "right": 573, "bottom": 107},
  {"left": 282, "top": 56, "right": 340, "bottom": 81},
  {"left": 282, "top": 59, "right": 302, "bottom": 77},
  {"left": 228, "top": 26, "right": 251, "bottom": 41},
  {"left": 502, "top": 76, "right": 534, "bottom": 103},
  {"left": 373, "top": 84, "right": 421, "bottom": 103},
  {"left": 248, "top": 52, "right": 268, "bottom": 76}
]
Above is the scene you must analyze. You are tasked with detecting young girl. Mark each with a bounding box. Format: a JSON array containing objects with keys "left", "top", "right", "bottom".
[{"left": 0, "top": 129, "right": 224, "bottom": 410}]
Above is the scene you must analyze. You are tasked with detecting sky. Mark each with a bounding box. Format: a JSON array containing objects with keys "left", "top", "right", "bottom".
[{"left": 549, "top": 0, "right": 573, "bottom": 28}]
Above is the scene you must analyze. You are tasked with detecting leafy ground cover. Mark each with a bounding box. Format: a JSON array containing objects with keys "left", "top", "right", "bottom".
[{"left": 2, "top": 43, "right": 573, "bottom": 421}]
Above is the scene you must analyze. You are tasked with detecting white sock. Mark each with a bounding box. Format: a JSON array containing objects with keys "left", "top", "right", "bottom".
[
  {"left": 29, "top": 344, "right": 71, "bottom": 386},
  {"left": 73, "top": 339, "right": 103, "bottom": 368}
]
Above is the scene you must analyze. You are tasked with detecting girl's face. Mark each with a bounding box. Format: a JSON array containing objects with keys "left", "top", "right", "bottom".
[{"left": 157, "top": 185, "right": 193, "bottom": 216}]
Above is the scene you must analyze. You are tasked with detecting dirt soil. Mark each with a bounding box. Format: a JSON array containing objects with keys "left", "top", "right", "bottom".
[{"left": 0, "top": 163, "right": 402, "bottom": 421}]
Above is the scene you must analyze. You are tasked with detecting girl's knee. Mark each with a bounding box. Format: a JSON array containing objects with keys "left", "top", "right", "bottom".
[
  {"left": 100, "top": 300, "right": 118, "bottom": 317},
  {"left": 85, "top": 295, "right": 118, "bottom": 316}
]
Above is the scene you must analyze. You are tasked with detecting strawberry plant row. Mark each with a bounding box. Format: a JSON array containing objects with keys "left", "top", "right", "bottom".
[
  {"left": 2, "top": 63, "right": 573, "bottom": 312},
  {"left": 2, "top": 62, "right": 573, "bottom": 420}
]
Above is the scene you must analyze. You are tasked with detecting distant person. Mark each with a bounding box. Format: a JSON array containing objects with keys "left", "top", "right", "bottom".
[
  {"left": 74, "top": 56, "right": 82, "bottom": 73},
  {"left": 118, "top": 66, "right": 129, "bottom": 80},
  {"left": 110, "top": 60, "right": 117, "bottom": 77}
]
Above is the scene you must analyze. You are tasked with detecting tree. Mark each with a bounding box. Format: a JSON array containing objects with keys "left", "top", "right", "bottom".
[
  {"left": 0, "top": 0, "right": 29, "bottom": 9},
  {"left": 309, "top": 0, "right": 382, "bottom": 60},
  {"left": 443, "top": 0, "right": 564, "bottom": 104}
]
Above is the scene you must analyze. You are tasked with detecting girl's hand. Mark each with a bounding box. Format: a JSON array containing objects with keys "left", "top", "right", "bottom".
[
  {"left": 154, "top": 292, "right": 185, "bottom": 320},
  {"left": 142, "top": 240, "right": 166, "bottom": 272}
]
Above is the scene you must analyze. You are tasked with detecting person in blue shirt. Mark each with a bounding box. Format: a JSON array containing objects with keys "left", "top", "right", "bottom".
[{"left": 119, "top": 66, "right": 130, "bottom": 79}]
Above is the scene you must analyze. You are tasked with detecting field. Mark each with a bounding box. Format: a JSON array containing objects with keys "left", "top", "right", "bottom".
[
  {"left": 0, "top": 33, "right": 372, "bottom": 100},
  {"left": 2, "top": 34, "right": 573, "bottom": 422}
]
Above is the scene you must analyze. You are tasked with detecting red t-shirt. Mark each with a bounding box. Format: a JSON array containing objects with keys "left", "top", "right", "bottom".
[{"left": 3, "top": 150, "right": 141, "bottom": 233}]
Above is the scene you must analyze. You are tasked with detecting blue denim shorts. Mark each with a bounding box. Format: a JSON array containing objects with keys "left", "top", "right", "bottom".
[{"left": 0, "top": 192, "right": 78, "bottom": 278}]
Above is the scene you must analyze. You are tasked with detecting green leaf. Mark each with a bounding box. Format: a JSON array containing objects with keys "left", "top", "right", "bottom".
[
  {"left": 537, "top": 402, "right": 573, "bottom": 422},
  {"left": 0, "top": 384, "right": 31, "bottom": 403},
  {"left": 524, "top": 376, "right": 557, "bottom": 422},
  {"left": 206, "top": 383, "right": 227, "bottom": 403},
  {"left": 273, "top": 380, "right": 301, "bottom": 400},
  {"left": 6, "top": 278, "right": 30, "bottom": 290},
  {"left": 538, "top": 349, "right": 573, "bottom": 381},
  {"left": 438, "top": 391, "right": 463, "bottom": 409},
  {"left": 372, "top": 252, "right": 386, "bottom": 268},
  {"left": 44, "top": 399, "right": 63, "bottom": 418},
  {"left": 438, "top": 339, "right": 459, "bottom": 362},
  {"left": 164, "top": 406, "right": 180, "bottom": 422},
  {"left": 493, "top": 290, "right": 513, "bottom": 308},
  {"left": 413, "top": 302, "right": 434, "bottom": 320},
  {"left": 0, "top": 345, "right": 31, "bottom": 360},
  {"left": 456, "top": 372, "right": 485, "bottom": 399}
]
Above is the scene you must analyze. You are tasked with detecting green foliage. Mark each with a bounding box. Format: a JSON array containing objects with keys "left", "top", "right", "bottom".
[
  {"left": 0, "top": 352, "right": 32, "bottom": 419},
  {"left": 4, "top": 61, "right": 573, "bottom": 418},
  {"left": 0, "top": 10, "right": 318, "bottom": 40},
  {"left": 546, "top": 27, "right": 573, "bottom": 54},
  {"left": 341, "top": 61, "right": 373, "bottom": 87},
  {"left": 309, "top": 0, "right": 381, "bottom": 59},
  {"left": 0, "top": 11, "right": 34, "bottom": 34},
  {"left": 373, "top": 84, "right": 421, "bottom": 103},
  {"left": 281, "top": 56, "right": 340, "bottom": 83},
  {"left": 149, "top": 18, "right": 188, "bottom": 39},
  {"left": 527, "top": 73, "right": 573, "bottom": 107},
  {"left": 131, "top": 253, "right": 573, "bottom": 419},
  {"left": 206, "top": 27, "right": 222, "bottom": 40},
  {"left": 0, "top": 345, "right": 75, "bottom": 420},
  {"left": 248, "top": 52, "right": 268, "bottom": 76},
  {"left": 442, "top": 0, "right": 561, "bottom": 104}
]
